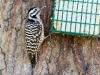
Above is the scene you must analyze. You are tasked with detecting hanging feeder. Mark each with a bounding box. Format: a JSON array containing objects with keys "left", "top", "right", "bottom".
[{"left": 50, "top": 0, "right": 100, "bottom": 37}]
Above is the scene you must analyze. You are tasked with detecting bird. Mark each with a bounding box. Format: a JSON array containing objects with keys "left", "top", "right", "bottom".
[{"left": 25, "top": 6, "right": 46, "bottom": 66}]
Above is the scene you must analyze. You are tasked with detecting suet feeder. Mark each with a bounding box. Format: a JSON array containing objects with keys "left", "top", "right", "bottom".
[{"left": 50, "top": 0, "right": 100, "bottom": 37}]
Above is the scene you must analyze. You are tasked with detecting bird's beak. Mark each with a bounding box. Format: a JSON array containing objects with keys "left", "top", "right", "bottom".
[
  {"left": 36, "top": 6, "right": 46, "bottom": 14},
  {"left": 40, "top": 6, "right": 46, "bottom": 11}
]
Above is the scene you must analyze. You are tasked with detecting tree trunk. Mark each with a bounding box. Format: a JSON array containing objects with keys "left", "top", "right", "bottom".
[{"left": 0, "top": 0, "right": 100, "bottom": 75}]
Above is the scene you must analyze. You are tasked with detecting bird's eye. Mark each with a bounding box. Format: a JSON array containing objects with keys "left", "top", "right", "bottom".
[
  {"left": 33, "top": 9, "right": 37, "bottom": 13},
  {"left": 35, "top": 9, "right": 37, "bottom": 11}
]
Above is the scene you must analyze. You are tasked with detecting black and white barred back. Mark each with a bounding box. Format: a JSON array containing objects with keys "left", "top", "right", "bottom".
[{"left": 25, "top": 6, "right": 46, "bottom": 63}]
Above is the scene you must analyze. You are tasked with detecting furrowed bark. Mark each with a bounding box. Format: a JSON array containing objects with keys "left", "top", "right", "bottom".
[{"left": 0, "top": 0, "right": 100, "bottom": 75}]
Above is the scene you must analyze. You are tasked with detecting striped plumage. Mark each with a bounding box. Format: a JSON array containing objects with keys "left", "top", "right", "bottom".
[{"left": 25, "top": 6, "right": 46, "bottom": 63}]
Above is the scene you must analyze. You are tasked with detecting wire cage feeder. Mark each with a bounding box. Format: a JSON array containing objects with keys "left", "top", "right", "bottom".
[{"left": 50, "top": 0, "right": 100, "bottom": 37}]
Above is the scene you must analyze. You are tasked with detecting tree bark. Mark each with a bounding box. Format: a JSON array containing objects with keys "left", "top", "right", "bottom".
[{"left": 0, "top": 0, "right": 100, "bottom": 75}]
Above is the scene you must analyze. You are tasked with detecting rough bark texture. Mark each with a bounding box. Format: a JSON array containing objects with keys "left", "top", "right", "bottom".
[{"left": 0, "top": 0, "right": 100, "bottom": 75}]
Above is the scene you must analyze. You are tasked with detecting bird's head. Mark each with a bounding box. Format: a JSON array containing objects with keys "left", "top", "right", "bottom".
[{"left": 28, "top": 6, "right": 46, "bottom": 21}]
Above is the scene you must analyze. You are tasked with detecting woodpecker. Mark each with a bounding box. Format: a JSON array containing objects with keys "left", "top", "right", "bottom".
[{"left": 25, "top": 6, "right": 46, "bottom": 65}]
